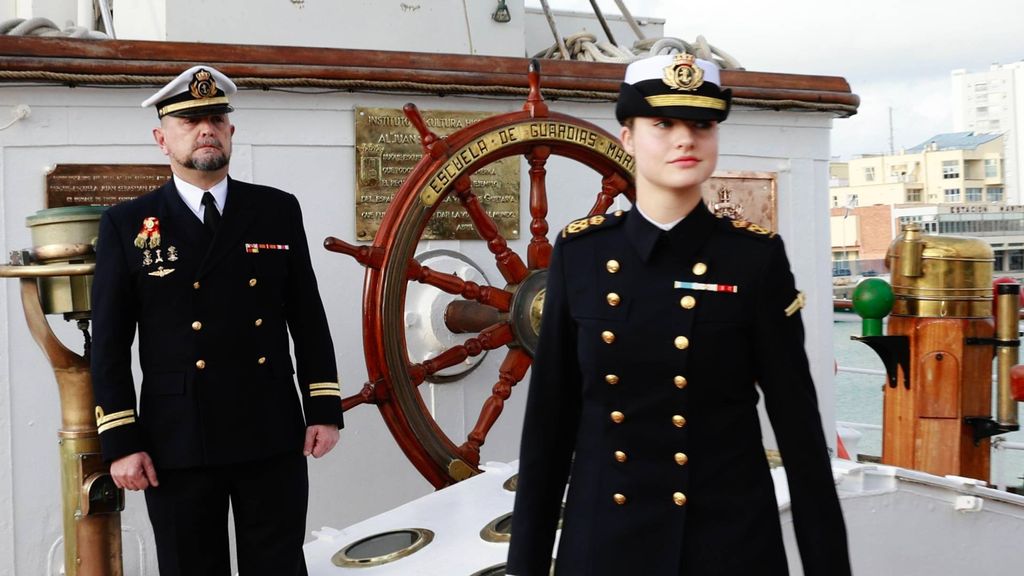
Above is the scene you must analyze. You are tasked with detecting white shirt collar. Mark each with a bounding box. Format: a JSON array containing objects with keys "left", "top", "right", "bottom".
[
  {"left": 173, "top": 174, "right": 228, "bottom": 221},
  {"left": 636, "top": 203, "right": 686, "bottom": 231}
]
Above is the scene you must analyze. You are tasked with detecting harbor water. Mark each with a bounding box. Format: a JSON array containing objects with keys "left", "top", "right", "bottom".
[{"left": 832, "top": 315, "right": 1024, "bottom": 490}]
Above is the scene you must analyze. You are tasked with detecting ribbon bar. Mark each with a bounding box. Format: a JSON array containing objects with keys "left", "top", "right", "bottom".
[
  {"left": 245, "top": 243, "right": 291, "bottom": 253},
  {"left": 673, "top": 280, "right": 738, "bottom": 293}
]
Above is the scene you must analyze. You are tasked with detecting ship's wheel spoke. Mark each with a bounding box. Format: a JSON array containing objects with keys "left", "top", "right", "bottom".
[
  {"left": 410, "top": 262, "right": 512, "bottom": 312},
  {"left": 406, "top": 322, "right": 514, "bottom": 385},
  {"left": 527, "top": 145, "right": 552, "bottom": 270},
  {"left": 457, "top": 347, "right": 532, "bottom": 465},
  {"left": 323, "top": 237, "right": 385, "bottom": 269},
  {"left": 590, "top": 172, "right": 633, "bottom": 215},
  {"left": 452, "top": 175, "right": 529, "bottom": 285}
]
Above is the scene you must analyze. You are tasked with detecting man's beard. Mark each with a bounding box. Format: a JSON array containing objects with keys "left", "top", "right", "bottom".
[
  {"left": 185, "top": 152, "right": 230, "bottom": 171},
  {"left": 181, "top": 138, "right": 230, "bottom": 171}
]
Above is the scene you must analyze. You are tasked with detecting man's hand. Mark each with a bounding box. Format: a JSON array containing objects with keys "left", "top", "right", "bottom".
[
  {"left": 303, "top": 424, "right": 340, "bottom": 458},
  {"left": 110, "top": 452, "right": 159, "bottom": 491}
]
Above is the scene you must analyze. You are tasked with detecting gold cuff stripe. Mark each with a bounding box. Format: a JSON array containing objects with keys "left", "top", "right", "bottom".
[
  {"left": 644, "top": 94, "right": 728, "bottom": 111},
  {"left": 96, "top": 408, "right": 135, "bottom": 426},
  {"left": 784, "top": 291, "right": 806, "bottom": 317},
  {"left": 309, "top": 382, "right": 341, "bottom": 391},
  {"left": 158, "top": 96, "right": 231, "bottom": 117},
  {"left": 310, "top": 390, "right": 342, "bottom": 398},
  {"left": 98, "top": 416, "right": 136, "bottom": 434}
]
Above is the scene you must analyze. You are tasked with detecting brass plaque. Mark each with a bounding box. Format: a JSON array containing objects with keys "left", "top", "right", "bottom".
[
  {"left": 355, "top": 107, "right": 520, "bottom": 241},
  {"left": 46, "top": 164, "right": 171, "bottom": 208}
]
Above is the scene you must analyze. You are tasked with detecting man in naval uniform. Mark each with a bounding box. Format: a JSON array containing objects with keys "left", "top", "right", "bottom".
[
  {"left": 90, "top": 65, "right": 343, "bottom": 576},
  {"left": 507, "top": 54, "right": 850, "bottom": 575}
]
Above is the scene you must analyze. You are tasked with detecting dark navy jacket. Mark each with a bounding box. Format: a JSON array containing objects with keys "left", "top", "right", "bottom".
[
  {"left": 90, "top": 178, "right": 342, "bottom": 469},
  {"left": 507, "top": 202, "right": 850, "bottom": 576}
]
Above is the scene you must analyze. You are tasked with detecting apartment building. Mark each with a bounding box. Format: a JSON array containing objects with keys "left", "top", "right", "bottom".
[{"left": 952, "top": 62, "right": 1024, "bottom": 203}]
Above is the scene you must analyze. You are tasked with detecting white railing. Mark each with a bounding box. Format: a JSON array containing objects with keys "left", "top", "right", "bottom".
[{"left": 835, "top": 363, "right": 1023, "bottom": 491}]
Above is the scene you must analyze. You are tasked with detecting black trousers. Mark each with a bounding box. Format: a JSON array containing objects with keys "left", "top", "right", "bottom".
[{"left": 144, "top": 451, "right": 309, "bottom": 576}]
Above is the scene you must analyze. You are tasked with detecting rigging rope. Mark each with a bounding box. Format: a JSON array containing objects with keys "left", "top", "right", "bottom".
[{"left": 0, "top": 17, "right": 107, "bottom": 39}]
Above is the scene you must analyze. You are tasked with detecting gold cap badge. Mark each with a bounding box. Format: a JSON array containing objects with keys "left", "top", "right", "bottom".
[
  {"left": 662, "top": 53, "right": 704, "bottom": 91},
  {"left": 189, "top": 69, "right": 218, "bottom": 100}
]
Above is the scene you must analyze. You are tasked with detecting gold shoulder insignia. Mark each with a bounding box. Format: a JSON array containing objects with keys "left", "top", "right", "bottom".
[
  {"left": 731, "top": 219, "right": 776, "bottom": 238},
  {"left": 562, "top": 214, "right": 610, "bottom": 238},
  {"left": 784, "top": 291, "right": 805, "bottom": 317}
]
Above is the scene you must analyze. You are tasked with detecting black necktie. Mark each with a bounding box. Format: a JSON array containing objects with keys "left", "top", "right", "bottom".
[{"left": 201, "top": 191, "right": 220, "bottom": 234}]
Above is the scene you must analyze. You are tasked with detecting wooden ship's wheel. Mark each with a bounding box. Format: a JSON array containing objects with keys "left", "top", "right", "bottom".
[{"left": 327, "top": 62, "right": 635, "bottom": 488}]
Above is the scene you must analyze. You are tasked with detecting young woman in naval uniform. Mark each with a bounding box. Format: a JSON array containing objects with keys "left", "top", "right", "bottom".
[{"left": 507, "top": 54, "right": 852, "bottom": 576}]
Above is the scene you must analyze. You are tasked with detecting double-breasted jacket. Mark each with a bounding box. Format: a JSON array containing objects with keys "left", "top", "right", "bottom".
[{"left": 507, "top": 202, "right": 850, "bottom": 576}]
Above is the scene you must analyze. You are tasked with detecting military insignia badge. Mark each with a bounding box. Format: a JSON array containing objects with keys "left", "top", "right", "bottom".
[
  {"left": 662, "top": 53, "right": 704, "bottom": 91},
  {"left": 189, "top": 69, "right": 218, "bottom": 100},
  {"left": 134, "top": 217, "right": 161, "bottom": 249},
  {"left": 148, "top": 266, "right": 175, "bottom": 277},
  {"left": 731, "top": 219, "right": 776, "bottom": 237},
  {"left": 561, "top": 215, "right": 608, "bottom": 238}
]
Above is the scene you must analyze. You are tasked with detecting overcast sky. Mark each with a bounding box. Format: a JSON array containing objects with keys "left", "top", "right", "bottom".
[{"left": 527, "top": 0, "right": 1023, "bottom": 159}]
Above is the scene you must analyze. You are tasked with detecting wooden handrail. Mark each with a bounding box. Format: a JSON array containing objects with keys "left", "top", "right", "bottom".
[{"left": 0, "top": 37, "right": 860, "bottom": 114}]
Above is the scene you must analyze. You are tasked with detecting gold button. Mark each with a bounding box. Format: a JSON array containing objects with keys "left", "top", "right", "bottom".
[
  {"left": 614, "top": 451, "right": 627, "bottom": 463},
  {"left": 674, "top": 452, "right": 689, "bottom": 466},
  {"left": 195, "top": 359, "right": 206, "bottom": 370},
  {"left": 191, "top": 321, "right": 202, "bottom": 331},
  {"left": 606, "top": 292, "right": 621, "bottom": 306},
  {"left": 680, "top": 295, "right": 696, "bottom": 309},
  {"left": 257, "top": 356, "right": 267, "bottom": 365},
  {"left": 672, "top": 415, "right": 686, "bottom": 428},
  {"left": 602, "top": 331, "right": 616, "bottom": 344},
  {"left": 248, "top": 278, "right": 258, "bottom": 287},
  {"left": 193, "top": 281, "right": 201, "bottom": 290},
  {"left": 692, "top": 262, "right": 707, "bottom": 276},
  {"left": 613, "top": 493, "right": 627, "bottom": 505},
  {"left": 606, "top": 259, "right": 620, "bottom": 273},
  {"left": 254, "top": 318, "right": 263, "bottom": 327},
  {"left": 610, "top": 411, "right": 625, "bottom": 424},
  {"left": 674, "top": 375, "right": 688, "bottom": 389},
  {"left": 674, "top": 336, "right": 689, "bottom": 350},
  {"left": 614, "top": 210, "right": 624, "bottom": 216},
  {"left": 605, "top": 374, "right": 620, "bottom": 385},
  {"left": 673, "top": 492, "right": 687, "bottom": 506}
]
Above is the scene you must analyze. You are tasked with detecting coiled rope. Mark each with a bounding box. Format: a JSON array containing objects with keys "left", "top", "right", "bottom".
[
  {"left": 532, "top": 32, "right": 743, "bottom": 70},
  {"left": 0, "top": 17, "right": 108, "bottom": 39}
]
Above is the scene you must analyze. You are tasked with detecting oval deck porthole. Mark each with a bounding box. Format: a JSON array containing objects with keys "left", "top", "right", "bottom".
[
  {"left": 503, "top": 474, "right": 518, "bottom": 492},
  {"left": 480, "top": 512, "right": 514, "bottom": 543},
  {"left": 469, "top": 563, "right": 507, "bottom": 576},
  {"left": 479, "top": 506, "right": 564, "bottom": 544},
  {"left": 331, "top": 528, "right": 435, "bottom": 568}
]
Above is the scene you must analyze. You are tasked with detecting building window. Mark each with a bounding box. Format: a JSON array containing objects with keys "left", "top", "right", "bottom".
[
  {"left": 832, "top": 196, "right": 839, "bottom": 208},
  {"left": 966, "top": 188, "right": 983, "bottom": 202},
  {"left": 985, "top": 159, "right": 999, "bottom": 178},
  {"left": 944, "top": 188, "right": 961, "bottom": 202},
  {"left": 942, "top": 161, "right": 960, "bottom": 179},
  {"left": 849, "top": 194, "right": 859, "bottom": 207},
  {"left": 864, "top": 167, "right": 875, "bottom": 182},
  {"left": 1010, "top": 250, "right": 1024, "bottom": 272},
  {"left": 976, "top": 106, "right": 989, "bottom": 115},
  {"left": 906, "top": 190, "right": 921, "bottom": 202},
  {"left": 988, "top": 187, "right": 1004, "bottom": 202}
]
